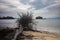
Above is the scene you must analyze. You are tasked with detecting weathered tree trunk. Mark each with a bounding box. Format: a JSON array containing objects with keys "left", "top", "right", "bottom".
[{"left": 12, "top": 26, "right": 23, "bottom": 40}]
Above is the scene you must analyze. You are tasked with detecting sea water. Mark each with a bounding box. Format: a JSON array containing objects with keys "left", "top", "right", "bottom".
[
  {"left": 0, "top": 19, "right": 17, "bottom": 28},
  {"left": 33, "top": 18, "right": 60, "bottom": 34},
  {"left": 0, "top": 19, "right": 60, "bottom": 34}
]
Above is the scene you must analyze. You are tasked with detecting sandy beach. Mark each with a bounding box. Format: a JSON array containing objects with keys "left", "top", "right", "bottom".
[{"left": 19, "top": 30, "right": 60, "bottom": 40}]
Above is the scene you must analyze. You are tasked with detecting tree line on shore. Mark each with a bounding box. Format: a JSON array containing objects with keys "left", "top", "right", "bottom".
[
  {"left": 36, "top": 16, "right": 43, "bottom": 19},
  {"left": 0, "top": 16, "right": 14, "bottom": 19}
]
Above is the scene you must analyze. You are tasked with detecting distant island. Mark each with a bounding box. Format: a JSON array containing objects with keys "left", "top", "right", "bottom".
[
  {"left": 36, "top": 16, "right": 43, "bottom": 19},
  {"left": 0, "top": 16, "right": 14, "bottom": 19}
]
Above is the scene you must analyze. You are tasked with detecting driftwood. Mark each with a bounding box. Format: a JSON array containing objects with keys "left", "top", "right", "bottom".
[{"left": 12, "top": 26, "right": 23, "bottom": 40}]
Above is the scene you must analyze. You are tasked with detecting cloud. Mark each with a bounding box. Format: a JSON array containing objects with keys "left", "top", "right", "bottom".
[
  {"left": 47, "top": 4, "right": 60, "bottom": 17},
  {"left": 0, "top": 0, "right": 32, "bottom": 18},
  {"left": 0, "top": 0, "right": 60, "bottom": 10},
  {"left": 32, "top": 0, "right": 60, "bottom": 18},
  {"left": 0, "top": 0, "right": 32, "bottom": 10},
  {"left": 0, "top": 0, "right": 60, "bottom": 18},
  {"left": 19, "top": 0, "right": 60, "bottom": 10},
  {"left": 28, "top": 0, "right": 56, "bottom": 10}
]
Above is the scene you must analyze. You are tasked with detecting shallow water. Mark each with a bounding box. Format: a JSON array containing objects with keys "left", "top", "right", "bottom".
[{"left": 33, "top": 19, "right": 60, "bottom": 34}]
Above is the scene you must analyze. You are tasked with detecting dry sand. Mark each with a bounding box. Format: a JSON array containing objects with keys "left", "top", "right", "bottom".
[{"left": 20, "top": 31, "right": 60, "bottom": 40}]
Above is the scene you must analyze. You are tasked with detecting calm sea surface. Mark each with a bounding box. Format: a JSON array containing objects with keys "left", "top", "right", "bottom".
[
  {"left": 0, "top": 19, "right": 60, "bottom": 34},
  {"left": 33, "top": 19, "right": 60, "bottom": 34},
  {"left": 0, "top": 19, "right": 17, "bottom": 28}
]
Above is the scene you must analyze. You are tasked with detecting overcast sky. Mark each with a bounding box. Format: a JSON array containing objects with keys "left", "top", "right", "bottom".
[{"left": 0, "top": 0, "right": 60, "bottom": 18}]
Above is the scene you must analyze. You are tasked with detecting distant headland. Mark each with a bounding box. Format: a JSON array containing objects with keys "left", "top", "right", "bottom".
[
  {"left": 36, "top": 16, "right": 43, "bottom": 19},
  {"left": 0, "top": 16, "right": 14, "bottom": 19}
]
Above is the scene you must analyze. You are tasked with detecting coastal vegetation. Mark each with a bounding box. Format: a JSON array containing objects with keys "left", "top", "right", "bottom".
[
  {"left": 36, "top": 16, "right": 43, "bottom": 19},
  {"left": 0, "top": 16, "right": 14, "bottom": 19},
  {"left": 17, "top": 12, "right": 33, "bottom": 30}
]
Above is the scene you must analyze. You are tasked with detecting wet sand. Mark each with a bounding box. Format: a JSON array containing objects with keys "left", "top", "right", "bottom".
[{"left": 20, "top": 31, "right": 60, "bottom": 40}]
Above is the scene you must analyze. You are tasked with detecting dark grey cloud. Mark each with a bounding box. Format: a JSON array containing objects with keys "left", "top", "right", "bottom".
[
  {"left": 0, "top": 0, "right": 22, "bottom": 18},
  {"left": 0, "top": 8, "right": 17, "bottom": 17},
  {"left": 0, "top": 0, "right": 16, "bottom": 8}
]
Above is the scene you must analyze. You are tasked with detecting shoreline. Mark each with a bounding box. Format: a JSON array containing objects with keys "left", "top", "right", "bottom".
[
  {"left": 22, "top": 30, "right": 60, "bottom": 40},
  {"left": 24, "top": 30, "right": 60, "bottom": 36},
  {"left": 0, "top": 28, "right": 60, "bottom": 40},
  {"left": 32, "top": 30, "right": 60, "bottom": 36}
]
